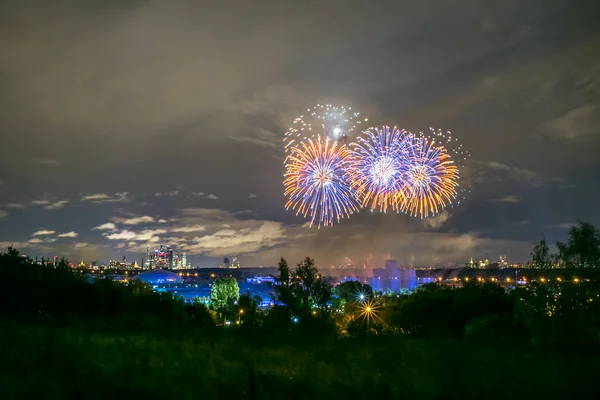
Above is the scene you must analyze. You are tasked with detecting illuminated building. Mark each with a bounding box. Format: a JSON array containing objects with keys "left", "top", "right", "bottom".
[
  {"left": 369, "top": 260, "right": 416, "bottom": 292},
  {"left": 385, "top": 260, "right": 400, "bottom": 291},
  {"left": 466, "top": 257, "right": 477, "bottom": 268},
  {"left": 499, "top": 255, "right": 508, "bottom": 268},
  {"left": 145, "top": 244, "right": 186, "bottom": 269}
]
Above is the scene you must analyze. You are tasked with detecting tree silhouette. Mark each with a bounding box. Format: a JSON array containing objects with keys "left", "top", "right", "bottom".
[
  {"left": 557, "top": 222, "right": 600, "bottom": 268},
  {"left": 274, "top": 257, "right": 332, "bottom": 317},
  {"left": 530, "top": 235, "right": 552, "bottom": 269},
  {"left": 334, "top": 280, "right": 373, "bottom": 304}
]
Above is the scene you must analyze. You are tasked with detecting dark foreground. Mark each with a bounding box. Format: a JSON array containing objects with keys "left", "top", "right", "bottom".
[{"left": 1, "top": 324, "right": 599, "bottom": 399}]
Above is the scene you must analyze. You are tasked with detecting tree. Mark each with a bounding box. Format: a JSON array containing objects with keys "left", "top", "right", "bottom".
[
  {"left": 274, "top": 257, "right": 332, "bottom": 316},
  {"left": 275, "top": 257, "right": 296, "bottom": 308},
  {"left": 210, "top": 277, "right": 239, "bottom": 312},
  {"left": 556, "top": 222, "right": 600, "bottom": 268},
  {"left": 237, "top": 293, "right": 260, "bottom": 326},
  {"left": 530, "top": 235, "right": 552, "bottom": 269},
  {"left": 334, "top": 281, "right": 373, "bottom": 303}
]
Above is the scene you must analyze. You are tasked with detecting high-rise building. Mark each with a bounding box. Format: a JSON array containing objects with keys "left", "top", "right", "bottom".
[
  {"left": 146, "top": 244, "right": 181, "bottom": 269},
  {"left": 385, "top": 259, "right": 400, "bottom": 291},
  {"left": 399, "top": 267, "right": 417, "bottom": 290},
  {"left": 168, "top": 248, "right": 174, "bottom": 268},
  {"left": 369, "top": 260, "right": 416, "bottom": 292},
  {"left": 182, "top": 252, "right": 187, "bottom": 268},
  {"left": 146, "top": 246, "right": 150, "bottom": 269}
]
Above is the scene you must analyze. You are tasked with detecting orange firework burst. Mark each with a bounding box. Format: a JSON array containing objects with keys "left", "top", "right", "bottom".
[
  {"left": 283, "top": 136, "right": 359, "bottom": 227},
  {"left": 397, "top": 136, "right": 459, "bottom": 218}
]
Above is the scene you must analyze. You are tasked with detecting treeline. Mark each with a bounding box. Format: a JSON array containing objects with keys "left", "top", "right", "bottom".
[
  {"left": 0, "top": 247, "right": 214, "bottom": 334},
  {"left": 3, "top": 245, "right": 600, "bottom": 346},
  {"left": 530, "top": 222, "right": 600, "bottom": 268}
]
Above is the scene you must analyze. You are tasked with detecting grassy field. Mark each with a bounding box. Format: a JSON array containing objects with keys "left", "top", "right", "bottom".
[{"left": 2, "top": 323, "right": 599, "bottom": 399}]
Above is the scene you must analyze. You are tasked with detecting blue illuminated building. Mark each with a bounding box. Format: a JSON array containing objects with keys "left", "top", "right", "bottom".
[
  {"left": 135, "top": 269, "right": 184, "bottom": 285},
  {"left": 340, "top": 260, "right": 417, "bottom": 293}
]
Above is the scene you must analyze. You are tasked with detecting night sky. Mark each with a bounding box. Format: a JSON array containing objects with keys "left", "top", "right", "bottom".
[{"left": 1, "top": 0, "right": 599, "bottom": 268}]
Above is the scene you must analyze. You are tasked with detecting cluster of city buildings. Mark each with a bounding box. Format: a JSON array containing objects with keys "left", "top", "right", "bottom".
[
  {"left": 144, "top": 245, "right": 189, "bottom": 269},
  {"left": 465, "top": 254, "right": 522, "bottom": 269}
]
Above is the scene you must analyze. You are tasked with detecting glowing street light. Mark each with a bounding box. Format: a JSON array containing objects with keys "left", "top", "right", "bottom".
[{"left": 359, "top": 300, "right": 380, "bottom": 337}]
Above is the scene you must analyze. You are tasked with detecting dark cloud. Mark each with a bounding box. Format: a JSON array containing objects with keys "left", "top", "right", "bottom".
[{"left": 1, "top": 0, "right": 600, "bottom": 266}]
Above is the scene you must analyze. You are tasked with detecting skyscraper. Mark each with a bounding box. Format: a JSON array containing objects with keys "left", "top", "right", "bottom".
[
  {"left": 168, "top": 248, "right": 174, "bottom": 268},
  {"left": 385, "top": 259, "right": 400, "bottom": 291}
]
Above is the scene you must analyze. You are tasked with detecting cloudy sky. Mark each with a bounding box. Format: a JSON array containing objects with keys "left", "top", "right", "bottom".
[{"left": 1, "top": 0, "right": 599, "bottom": 268}]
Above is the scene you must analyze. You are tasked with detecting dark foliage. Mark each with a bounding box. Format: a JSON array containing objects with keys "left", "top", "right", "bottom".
[{"left": 2, "top": 248, "right": 600, "bottom": 398}]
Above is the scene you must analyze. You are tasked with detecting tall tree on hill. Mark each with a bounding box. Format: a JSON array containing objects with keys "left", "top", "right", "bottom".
[
  {"left": 274, "top": 257, "right": 332, "bottom": 316},
  {"left": 530, "top": 235, "right": 552, "bottom": 269}
]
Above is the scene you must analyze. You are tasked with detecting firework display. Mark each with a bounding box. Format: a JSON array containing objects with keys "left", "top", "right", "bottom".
[
  {"left": 415, "top": 127, "right": 471, "bottom": 207},
  {"left": 397, "top": 135, "right": 459, "bottom": 218},
  {"left": 282, "top": 106, "right": 470, "bottom": 225},
  {"left": 346, "top": 126, "right": 411, "bottom": 213},
  {"left": 284, "top": 104, "right": 369, "bottom": 153},
  {"left": 283, "top": 136, "right": 359, "bottom": 227}
]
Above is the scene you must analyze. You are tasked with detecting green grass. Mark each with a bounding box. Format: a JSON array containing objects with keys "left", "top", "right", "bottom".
[{"left": 1, "top": 324, "right": 599, "bottom": 399}]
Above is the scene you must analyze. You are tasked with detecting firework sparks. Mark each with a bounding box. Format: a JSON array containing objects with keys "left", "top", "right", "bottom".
[
  {"left": 398, "top": 135, "right": 459, "bottom": 218},
  {"left": 283, "top": 136, "right": 359, "bottom": 227},
  {"left": 284, "top": 104, "right": 368, "bottom": 153},
  {"left": 415, "top": 128, "right": 471, "bottom": 208},
  {"left": 347, "top": 126, "right": 411, "bottom": 213}
]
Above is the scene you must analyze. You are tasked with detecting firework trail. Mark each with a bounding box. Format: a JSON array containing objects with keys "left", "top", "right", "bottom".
[
  {"left": 347, "top": 126, "right": 412, "bottom": 213},
  {"left": 284, "top": 104, "right": 369, "bottom": 153},
  {"left": 283, "top": 136, "right": 359, "bottom": 227}
]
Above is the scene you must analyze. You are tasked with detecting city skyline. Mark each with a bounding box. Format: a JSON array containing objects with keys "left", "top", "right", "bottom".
[{"left": 1, "top": 1, "right": 600, "bottom": 266}]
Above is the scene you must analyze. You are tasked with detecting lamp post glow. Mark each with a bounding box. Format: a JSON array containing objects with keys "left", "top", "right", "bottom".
[{"left": 359, "top": 300, "right": 379, "bottom": 337}]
